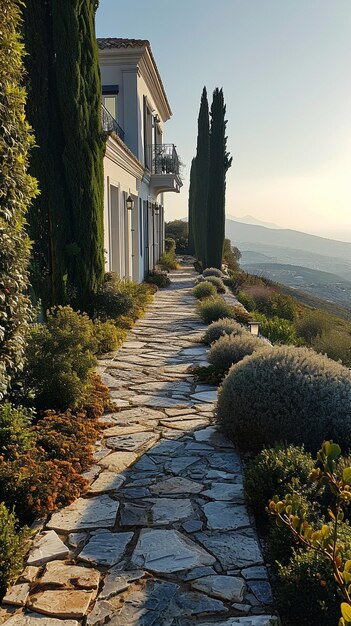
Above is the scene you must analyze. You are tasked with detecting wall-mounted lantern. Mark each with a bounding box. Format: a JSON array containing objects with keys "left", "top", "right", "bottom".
[
  {"left": 126, "top": 195, "right": 134, "bottom": 211},
  {"left": 154, "top": 204, "right": 160, "bottom": 215},
  {"left": 248, "top": 321, "right": 261, "bottom": 336}
]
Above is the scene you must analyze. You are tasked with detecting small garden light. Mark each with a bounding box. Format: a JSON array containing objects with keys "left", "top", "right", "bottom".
[
  {"left": 248, "top": 321, "right": 261, "bottom": 336},
  {"left": 126, "top": 194, "right": 134, "bottom": 211}
]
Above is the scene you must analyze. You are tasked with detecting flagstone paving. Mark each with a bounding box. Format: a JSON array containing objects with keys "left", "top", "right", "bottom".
[{"left": 0, "top": 262, "right": 279, "bottom": 626}]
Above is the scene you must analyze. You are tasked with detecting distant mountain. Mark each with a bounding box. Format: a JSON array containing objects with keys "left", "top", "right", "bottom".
[
  {"left": 241, "top": 262, "right": 351, "bottom": 309},
  {"left": 226, "top": 220, "right": 351, "bottom": 261},
  {"left": 227, "top": 215, "right": 281, "bottom": 229}
]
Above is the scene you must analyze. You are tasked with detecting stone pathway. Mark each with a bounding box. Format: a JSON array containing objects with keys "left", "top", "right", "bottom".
[{"left": 0, "top": 264, "right": 279, "bottom": 626}]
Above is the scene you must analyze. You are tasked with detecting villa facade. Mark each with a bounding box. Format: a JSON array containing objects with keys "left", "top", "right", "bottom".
[{"left": 98, "top": 38, "right": 182, "bottom": 282}]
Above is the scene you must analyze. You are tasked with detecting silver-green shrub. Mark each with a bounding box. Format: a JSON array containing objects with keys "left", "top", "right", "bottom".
[
  {"left": 208, "top": 333, "right": 266, "bottom": 372},
  {"left": 194, "top": 275, "right": 206, "bottom": 284},
  {"left": 203, "top": 275, "right": 226, "bottom": 293},
  {"left": 216, "top": 346, "right": 351, "bottom": 453},
  {"left": 203, "top": 267, "right": 224, "bottom": 278},
  {"left": 203, "top": 318, "right": 245, "bottom": 345},
  {"left": 197, "top": 297, "right": 235, "bottom": 324},
  {"left": 193, "top": 281, "right": 217, "bottom": 300}
]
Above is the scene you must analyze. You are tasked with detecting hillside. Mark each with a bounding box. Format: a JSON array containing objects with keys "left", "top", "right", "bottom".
[
  {"left": 241, "top": 262, "right": 351, "bottom": 309},
  {"left": 227, "top": 219, "right": 351, "bottom": 281},
  {"left": 226, "top": 219, "right": 351, "bottom": 260}
]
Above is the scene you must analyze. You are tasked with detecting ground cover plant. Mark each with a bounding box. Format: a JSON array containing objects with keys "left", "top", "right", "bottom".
[
  {"left": 202, "top": 275, "right": 226, "bottom": 292},
  {"left": 197, "top": 296, "right": 235, "bottom": 324},
  {"left": 145, "top": 270, "right": 171, "bottom": 288},
  {"left": 216, "top": 345, "right": 351, "bottom": 454},
  {"left": 269, "top": 442, "right": 351, "bottom": 626},
  {"left": 203, "top": 318, "right": 245, "bottom": 345},
  {"left": 208, "top": 332, "right": 267, "bottom": 373},
  {"left": 193, "top": 281, "right": 217, "bottom": 300},
  {"left": 203, "top": 267, "right": 224, "bottom": 278}
]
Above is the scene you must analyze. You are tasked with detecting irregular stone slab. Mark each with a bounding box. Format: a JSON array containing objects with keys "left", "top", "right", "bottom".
[
  {"left": 100, "top": 569, "right": 145, "bottom": 600},
  {"left": 182, "top": 520, "right": 203, "bottom": 533},
  {"left": 28, "top": 589, "right": 93, "bottom": 618},
  {"left": 207, "top": 453, "right": 241, "bottom": 473},
  {"left": 174, "top": 590, "right": 227, "bottom": 615},
  {"left": 67, "top": 533, "right": 87, "bottom": 550},
  {"left": 108, "top": 580, "right": 179, "bottom": 626},
  {"left": 40, "top": 561, "right": 100, "bottom": 589},
  {"left": 122, "top": 486, "right": 151, "bottom": 499},
  {"left": 196, "top": 530, "right": 263, "bottom": 570},
  {"left": 78, "top": 532, "right": 133, "bottom": 567},
  {"left": 98, "top": 451, "right": 137, "bottom": 472},
  {"left": 193, "top": 618, "right": 279, "bottom": 625},
  {"left": 191, "top": 575, "right": 245, "bottom": 602},
  {"left": 81, "top": 465, "right": 102, "bottom": 482},
  {"left": 206, "top": 469, "right": 242, "bottom": 481},
  {"left": 148, "top": 440, "right": 183, "bottom": 456},
  {"left": 86, "top": 600, "right": 115, "bottom": 625},
  {"left": 202, "top": 483, "right": 244, "bottom": 502},
  {"left": 150, "top": 477, "right": 204, "bottom": 495},
  {"left": 131, "top": 529, "right": 216, "bottom": 573},
  {"left": 190, "top": 391, "right": 217, "bottom": 403},
  {"left": 167, "top": 456, "right": 201, "bottom": 474},
  {"left": 27, "top": 530, "right": 69, "bottom": 566},
  {"left": 150, "top": 498, "right": 194, "bottom": 525},
  {"left": 203, "top": 502, "right": 250, "bottom": 531},
  {"left": 106, "top": 432, "right": 159, "bottom": 451},
  {"left": 241, "top": 566, "right": 268, "bottom": 581},
  {"left": 120, "top": 502, "right": 148, "bottom": 526},
  {"left": 3, "top": 615, "right": 79, "bottom": 626},
  {"left": 183, "top": 566, "right": 216, "bottom": 581},
  {"left": 19, "top": 566, "right": 39, "bottom": 583},
  {"left": 249, "top": 580, "right": 274, "bottom": 605},
  {"left": 47, "top": 496, "right": 119, "bottom": 532},
  {"left": 132, "top": 455, "right": 158, "bottom": 472},
  {"left": 194, "top": 426, "right": 233, "bottom": 448},
  {"left": 3, "top": 583, "right": 30, "bottom": 606},
  {"left": 160, "top": 418, "right": 208, "bottom": 430},
  {"left": 88, "top": 472, "right": 125, "bottom": 495},
  {"left": 103, "top": 424, "right": 154, "bottom": 436},
  {"left": 164, "top": 407, "right": 196, "bottom": 416}
]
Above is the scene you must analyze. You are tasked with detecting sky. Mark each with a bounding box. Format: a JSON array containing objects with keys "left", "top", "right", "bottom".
[{"left": 96, "top": 0, "right": 351, "bottom": 241}]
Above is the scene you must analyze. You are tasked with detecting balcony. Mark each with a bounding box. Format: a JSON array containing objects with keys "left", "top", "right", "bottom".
[
  {"left": 147, "top": 144, "right": 182, "bottom": 196},
  {"left": 101, "top": 104, "right": 125, "bottom": 142}
]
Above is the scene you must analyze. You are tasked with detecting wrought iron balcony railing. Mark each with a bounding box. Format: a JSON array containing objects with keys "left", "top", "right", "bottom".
[
  {"left": 147, "top": 144, "right": 180, "bottom": 175},
  {"left": 101, "top": 104, "right": 125, "bottom": 142}
]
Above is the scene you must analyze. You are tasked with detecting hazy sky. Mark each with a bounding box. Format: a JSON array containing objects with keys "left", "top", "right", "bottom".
[{"left": 96, "top": 0, "right": 351, "bottom": 240}]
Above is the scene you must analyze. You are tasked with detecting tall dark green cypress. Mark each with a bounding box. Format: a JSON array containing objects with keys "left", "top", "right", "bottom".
[
  {"left": 187, "top": 157, "right": 196, "bottom": 255},
  {"left": 206, "top": 88, "right": 232, "bottom": 269},
  {"left": 23, "top": 0, "right": 104, "bottom": 309},
  {"left": 193, "top": 87, "right": 210, "bottom": 267},
  {"left": 52, "top": 0, "right": 105, "bottom": 308},
  {"left": 23, "top": 0, "right": 71, "bottom": 307}
]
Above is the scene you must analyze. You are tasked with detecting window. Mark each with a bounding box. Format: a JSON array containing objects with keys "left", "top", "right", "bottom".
[{"left": 102, "top": 85, "right": 119, "bottom": 121}]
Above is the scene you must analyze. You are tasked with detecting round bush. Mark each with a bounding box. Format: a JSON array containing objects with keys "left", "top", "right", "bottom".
[
  {"left": 203, "top": 276, "right": 226, "bottom": 293},
  {"left": 145, "top": 271, "right": 171, "bottom": 288},
  {"left": 203, "top": 318, "right": 245, "bottom": 345},
  {"left": 276, "top": 546, "right": 341, "bottom": 626},
  {"left": 244, "top": 444, "right": 314, "bottom": 524},
  {"left": 194, "top": 275, "right": 206, "bottom": 284},
  {"left": 203, "top": 267, "right": 223, "bottom": 278},
  {"left": 197, "top": 297, "right": 235, "bottom": 325},
  {"left": 232, "top": 305, "right": 253, "bottom": 324},
  {"left": 216, "top": 345, "right": 351, "bottom": 453},
  {"left": 208, "top": 333, "right": 266, "bottom": 372},
  {"left": 193, "top": 281, "right": 217, "bottom": 300}
]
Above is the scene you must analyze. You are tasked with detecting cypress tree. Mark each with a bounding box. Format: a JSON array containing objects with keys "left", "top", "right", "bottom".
[
  {"left": 52, "top": 0, "right": 105, "bottom": 308},
  {"left": 23, "top": 0, "right": 105, "bottom": 309},
  {"left": 206, "top": 88, "right": 232, "bottom": 269},
  {"left": 187, "top": 157, "right": 196, "bottom": 255},
  {"left": 0, "top": 0, "right": 38, "bottom": 398},
  {"left": 193, "top": 87, "right": 210, "bottom": 267},
  {"left": 23, "top": 0, "right": 71, "bottom": 307}
]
